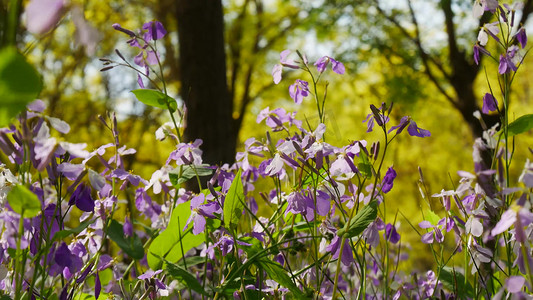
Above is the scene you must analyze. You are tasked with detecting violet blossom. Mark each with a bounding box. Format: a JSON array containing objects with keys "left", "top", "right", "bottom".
[
  {"left": 482, "top": 93, "right": 498, "bottom": 114},
  {"left": 314, "top": 56, "right": 345, "bottom": 74}
]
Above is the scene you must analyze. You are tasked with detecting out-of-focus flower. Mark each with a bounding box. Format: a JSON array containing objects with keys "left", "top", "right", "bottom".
[{"left": 25, "top": 0, "right": 65, "bottom": 35}]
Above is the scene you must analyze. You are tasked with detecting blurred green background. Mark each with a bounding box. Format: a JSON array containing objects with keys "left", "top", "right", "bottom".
[{"left": 9, "top": 0, "right": 533, "bottom": 272}]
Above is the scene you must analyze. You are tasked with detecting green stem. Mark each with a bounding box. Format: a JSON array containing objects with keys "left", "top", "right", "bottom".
[{"left": 14, "top": 209, "right": 25, "bottom": 300}]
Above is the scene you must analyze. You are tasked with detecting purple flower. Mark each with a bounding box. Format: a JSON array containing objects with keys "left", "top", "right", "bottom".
[
  {"left": 272, "top": 50, "right": 299, "bottom": 84},
  {"left": 123, "top": 217, "right": 133, "bottom": 237},
  {"left": 134, "top": 49, "right": 159, "bottom": 67},
  {"left": 184, "top": 194, "right": 221, "bottom": 235},
  {"left": 407, "top": 121, "right": 431, "bottom": 137},
  {"left": 499, "top": 53, "right": 518, "bottom": 74},
  {"left": 381, "top": 167, "right": 397, "bottom": 193},
  {"left": 388, "top": 116, "right": 409, "bottom": 135},
  {"left": 482, "top": 93, "right": 498, "bottom": 114},
  {"left": 135, "top": 188, "right": 161, "bottom": 222},
  {"left": 289, "top": 80, "right": 309, "bottom": 104},
  {"left": 419, "top": 217, "right": 454, "bottom": 244},
  {"left": 516, "top": 27, "right": 527, "bottom": 48},
  {"left": 363, "top": 107, "right": 389, "bottom": 132},
  {"left": 325, "top": 236, "right": 353, "bottom": 266},
  {"left": 142, "top": 21, "right": 167, "bottom": 41},
  {"left": 384, "top": 223, "right": 400, "bottom": 244},
  {"left": 314, "top": 56, "right": 345, "bottom": 74},
  {"left": 167, "top": 139, "right": 203, "bottom": 165},
  {"left": 54, "top": 242, "right": 83, "bottom": 276},
  {"left": 208, "top": 234, "right": 251, "bottom": 258},
  {"left": 390, "top": 116, "right": 431, "bottom": 137},
  {"left": 256, "top": 107, "right": 301, "bottom": 131},
  {"left": 69, "top": 183, "right": 94, "bottom": 212}
]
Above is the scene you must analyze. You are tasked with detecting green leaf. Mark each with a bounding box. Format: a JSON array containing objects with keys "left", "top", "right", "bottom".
[
  {"left": 147, "top": 202, "right": 204, "bottom": 270},
  {"left": 52, "top": 216, "right": 95, "bottom": 242},
  {"left": 357, "top": 151, "right": 372, "bottom": 179},
  {"left": 165, "top": 260, "right": 209, "bottom": 296},
  {"left": 107, "top": 220, "right": 144, "bottom": 260},
  {"left": 6, "top": 184, "right": 41, "bottom": 218},
  {"left": 424, "top": 209, "right": 441, "bottom": 226},
  {"left": 507, "top": 114, "right": 533, "bottom": 137},
  {"left": 337, "top": 201, "right": 378, "bottom": 238},
  {"left": 439, "top": 266, "right": 474, "bottom": 299},
  {"left": 0, "top": 47, "right": 42, "bottom": 126},
  {"left": 223, "top": 170, "right": 245, "bottom": 230},
  {"left": 168, "top": 164, "right": 213, "bottom": 187},
  {"left": 131, "top": 89, "right": 177, "bottom": 112},
  {"left": 256, "top": 259, "right": 306, "bottom": 299}
]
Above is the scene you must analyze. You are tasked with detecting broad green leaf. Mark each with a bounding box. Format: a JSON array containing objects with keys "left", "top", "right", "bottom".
[
  {"left": 337, "top": 201, "right": 378, "bottom": 238},
  {"left": 357, "top": 151, "right": 372, "bottom": 179},
  {"left": 6, "top": 184, "right": 41, "bottom": 218},
  {"left": 223, "top": 170, "right": 245, "bottom": 229},
  {"left": 131, "top": 89, "right": 177, "bottom": 112},
  {"left": 147, "top": 202, "right": 204, "bottom": 270},
  {"left": 439, "top": 266, "right": 474, "bottom": 299},
  {"left": 168, "top": 164, "right": 213, "bottom": 187},
  {"left": 107, "top": 219, "right": 144, "bottom": 260},
  {"left": 507, "top": 114, "right": 533, "bottom": 137},
  {"left": 424, "top": 209, "right": 441, "bottom": 226},
  {"left": 0, "top": 47, "right": 42, "bottom": 126},
  {"left": 165, "top": 260, "right": 209, "bottom": 296},
  {"left": 52, "top": 216, "right": 94, "bottom": 242}
]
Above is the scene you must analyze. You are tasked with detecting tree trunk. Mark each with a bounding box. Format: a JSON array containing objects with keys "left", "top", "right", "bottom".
[{"left": 176, "top": 0, "right": 236, "bottom": 171}]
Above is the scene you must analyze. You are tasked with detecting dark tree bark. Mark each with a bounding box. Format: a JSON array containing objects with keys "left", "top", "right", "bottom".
[{"left": 176, "top": 0, "right": 237, "bottom": 169}]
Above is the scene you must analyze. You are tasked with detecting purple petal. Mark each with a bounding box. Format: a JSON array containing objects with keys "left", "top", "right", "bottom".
[
  {"left": 137, "top": 74, "right": 145, "bottom": 88},
  {"left": 381, "top": 167, "right": 397, "bottom": 193},
  {"left": 491, "top": 209, "right": 516, "bottom": 236},
  {"left": 142, "top": 21, "right": 167, "bottom": 41},
  {"left": 407, "top": 121, "right": 431, "bottom": 137},
  {"left": 516, "top": 28, "right": 527, "bottom": 48},
  {"left": 57, "top": 163, "right": 84, "bottom": 181},
  {"left": 47, "top": 117, "right": 70, "bottom": 134},
  {"left": 482, "top": 93, "right": 498, "bottom": 114},
  {"left": 421, "top": 231, "right": 434, "bottom": 244},
  {"left": 95, "top": 272, "right": 101, "bottom": 298},
  {"left": 27, "top": 100, "right": 47, "bottom": 112},
  {"left": 331, "top": 58, "right": 345, "bottom": 74},
  {"left": 70, "top": 183, "right": 95, "bottom": 212},
  {"left": 55, "top": 242, "right": 72, "bottom": 267},
  {"left": 314, "top": 56, "right": 328, "bottom": 73},
  {"left": 192, "top": 214, "right": 206, "bottom": 235},
  {"left": 506, "top": 275, "right": 525, "bottom": 293},
  {"left": 272, "top": 64, "right": 282, "bottom": 84}
]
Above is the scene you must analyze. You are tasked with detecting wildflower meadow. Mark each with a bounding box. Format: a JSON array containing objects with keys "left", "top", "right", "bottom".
[{"left": 0, "top": 0, "right": 532, "bottom": 299}]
